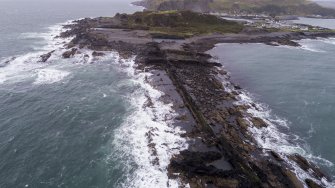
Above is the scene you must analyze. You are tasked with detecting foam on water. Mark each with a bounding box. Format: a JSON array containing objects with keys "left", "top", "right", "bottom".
[
  {"left": 104, "top": 55, "right": 189, "bottom": 188},
  {"left": 320, "top": 37, "right": 335, "bottom": 45},
  {"left": 20, "top": 20, "right": 74, "bottom": 51},
  {"left": 210, "top": 48, "right": 335, "bottom": 185},
  {"left": 299, "top": 44, "right": 326, "bottom": 53},
  {"left": 0, "top": 21, "right": 74, "bottom": 85},
  {"left": 212, "top": 41, "right": 335, "bottom": 186},
  {"left": 222, "top": 74, "right": 335, "bottom": 187},
  {"left": 34, "top": 68, "right": 70, "bottom": 85},
  {"left": 276, "top": 39, "right": 328, "bottom": 52},
  {"left": 0, "top": 52, "right": 42, "bottom": 84}
]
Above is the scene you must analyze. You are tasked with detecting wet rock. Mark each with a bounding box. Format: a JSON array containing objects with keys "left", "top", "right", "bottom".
[
  {"left": 236, "top": 117, "right": 248, "bottom": 130},
  {"left": 170, "top": 151, "right": 226, "bottom": 177},
  {"left": 283, "top": 169, "right": 304, "bottom": 188},
  {"left": 305, "top": 179, "right": 323, "bottom": 188},
  {"left": 234, "top": 84, "right": 242, "bottom": 90},
  {"left": 92, "top": 51, "right": 105, "bottom": 56},
  {"left": 235, "top": 105, "right": 250, "bottom": 111},
  {"left": 1, "top": 57, "right": 16, "bottom": 67},
  {"left": 270, "top": 151, "right": 284, "bottom": 162},
  {"left": 251, "top": 117, "right": 268, "bottom": 128},
  {"left": 289, "top": 154, "right": 330, "bottom": 181},
  {"left": 289, "top": 154, "right": 311, "bottom": 171},
  {"left": 176, "top": 114, "right": 188, "bottom": 121},
  {"left": 218, "top": 69, "right": 228, "bottom": 75},
  {"left": 39, "top": 50, "right": 55, "bottom": 62},
  {"left": 215, "top": 178, "right": 239, "bottom": 188},
  {"left": 212, "top": 78, "right": 223, "bottom": 89},
  {"left": 277, "top": 39, "right": 301, "bottom": 47},
  {"left": 62, "top": 48, "right": 77, "bottom": 58}
]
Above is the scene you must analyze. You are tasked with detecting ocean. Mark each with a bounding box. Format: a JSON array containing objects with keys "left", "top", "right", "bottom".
[
  {"left": 0, "top": 0, "right": 187, "bottom": 188},
  {"left": 1, "top": 0, "right": 335, "bottom": 187}
]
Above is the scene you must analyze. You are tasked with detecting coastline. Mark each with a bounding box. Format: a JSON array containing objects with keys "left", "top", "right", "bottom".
[{"left": 52, "top": 14, "right": 335, "bottom": 187}]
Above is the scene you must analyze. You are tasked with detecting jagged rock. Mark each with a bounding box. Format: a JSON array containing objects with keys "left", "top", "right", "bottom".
[
  {"left": 251, "top": 117, "right": 268, "bottom": 128},
  {"left": 270, "top": 151, "right": 284, "bottom": 162},
  {"left": 62, "top": 48, "right": 77, "bottom": 58},
  {"left": 289, "top": 154, "right": 330, "bottom": 181},
  {"left": 212, "top": 78, "right": 223, "bottom": 89},
  {"left": 236, "top": 117, "right": 248, "bottom": 130},
  {"left": 305, "top": 179, "right": 323, "bottom": 188},
  {"left": 92, "top": 51, "right": 105, "bottom": 56},
  {"left": 234, "top": 84, "right": 242, "bottom": 90},
  {"left": 170, "top": 151, "right": 228, "bottom": 177},
  {"left": 283, "top": 169, "right": 304, "bottom": 188},
  {"left": 39, "top": 50, "right": 55, "bottom": 62},
  {"left": 277, "top": 39, "right": 301, "bottom": 47},
  {"left": 0, "top": 57, "right": 16, "bottom": 67}
]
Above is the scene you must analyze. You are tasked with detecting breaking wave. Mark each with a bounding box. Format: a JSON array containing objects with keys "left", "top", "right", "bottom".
[
  {"left": 33, "top": 68, "right": 70, "bottom": 85},
  {"left": 0, "top": 21, "right": 74, "bottom": 85},
  {"left": 105, "top": 55, "right": 189, "bottom": 188}
]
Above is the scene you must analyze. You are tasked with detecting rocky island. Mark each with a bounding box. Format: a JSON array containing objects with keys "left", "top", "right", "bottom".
[{"left": 55, "top": 10, "right": 335, "bottom": 188}]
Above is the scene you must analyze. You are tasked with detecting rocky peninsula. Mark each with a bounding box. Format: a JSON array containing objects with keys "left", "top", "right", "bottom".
[{"left": 57, "top": 11, "right": 335, "bottom": 188}]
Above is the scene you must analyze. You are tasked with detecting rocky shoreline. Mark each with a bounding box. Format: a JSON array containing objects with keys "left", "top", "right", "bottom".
[{"left": 55, "top": 13, "right": 335, "bottom": 188}]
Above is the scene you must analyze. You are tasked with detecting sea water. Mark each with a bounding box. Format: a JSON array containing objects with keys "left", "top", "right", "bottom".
[
  {"left": 210, "top": 36, "right": 335, "bottom": 183},
  {"left": 0, "top": 0, "right": 187, "bottom": 187}
]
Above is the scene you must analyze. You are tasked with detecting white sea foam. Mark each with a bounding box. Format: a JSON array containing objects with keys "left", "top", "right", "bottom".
[
  {"left": 0, "top": 21, "right": 74, "bottom": 85},
  {"left": 234, "top": 87, "right": 335, "bottom": 187},
  {"left": 20, "top": 20, "right": 74, "bottom": 52},
  {"left": 33, "top": 68, "right": 70, "bottom": 85},
  {"left": 296, "top": 39, "right": 325, "bottom": 53},
  {"left": 277, "top": 39, "right": 326, "bottom": 53},
  {"left": 0, "top": 52, "right": 42, "bottom": 84},
  {"left": 320, "top": 38, "right": 335, "bottom": 45},
  {"left": 103, "top": 55, "right": 189, "bottom": 188},
  {"left": 299, "top": 44, "right": 326, "bottom": 53},
  {"left": 212, "top": 61, "right": 335, "bottom": 187}
]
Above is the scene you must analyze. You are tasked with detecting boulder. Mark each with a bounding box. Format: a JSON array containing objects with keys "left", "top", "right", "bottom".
[
  {"left": 237, "top": 117, "right": 249, "bottom": 130},
  {"left": 251, "top": 117, "right": 268, "bottom": 128},
  {"left": 283, "top": 169, "right": 304, "bottom": 188},
  {"left": 39, "top": 50, "right": 55, "bottom": 62},
  {"left": 62, "top": 48, "right": 77, "bottom": 58},
  {"left": 305, "top": 179, "right": 323, "bottom": 188},
  {"left": 92, "top": 51, "right": 105, "bottom": 57},
  {"left": 289, "top": 154, "right": 330, "bottom": 181}
]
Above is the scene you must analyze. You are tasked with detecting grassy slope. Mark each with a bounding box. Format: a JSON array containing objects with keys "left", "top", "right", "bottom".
[
  {"left": 118, "top": 10, "right": 243, "bottom": 37},
  {"left": 139, "top": 0, "right": 335, "bottom": 16}
]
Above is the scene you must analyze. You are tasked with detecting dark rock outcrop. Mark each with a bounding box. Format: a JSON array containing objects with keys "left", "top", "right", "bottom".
[
  {"left": 39, "top": 50, "right": 55, "bottom": 62},
  {"left": 62, "top": 48, "right": 77, "bottom": 58},
  {"left": 92, "top": 51, "right": 105, "bottom": 57}
]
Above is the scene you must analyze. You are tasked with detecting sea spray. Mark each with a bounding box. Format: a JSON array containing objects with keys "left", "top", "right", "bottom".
[{"left": 106, "top": 55, "right": 189, "bottom": 188}]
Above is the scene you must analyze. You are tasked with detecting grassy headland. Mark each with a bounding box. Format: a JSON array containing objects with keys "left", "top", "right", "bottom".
[
  {"left": 113, "top": 10, "right": 243, "bottom": 38},
  {"left": 133, "top": 0, "right": 335, "bottom": 17}
]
